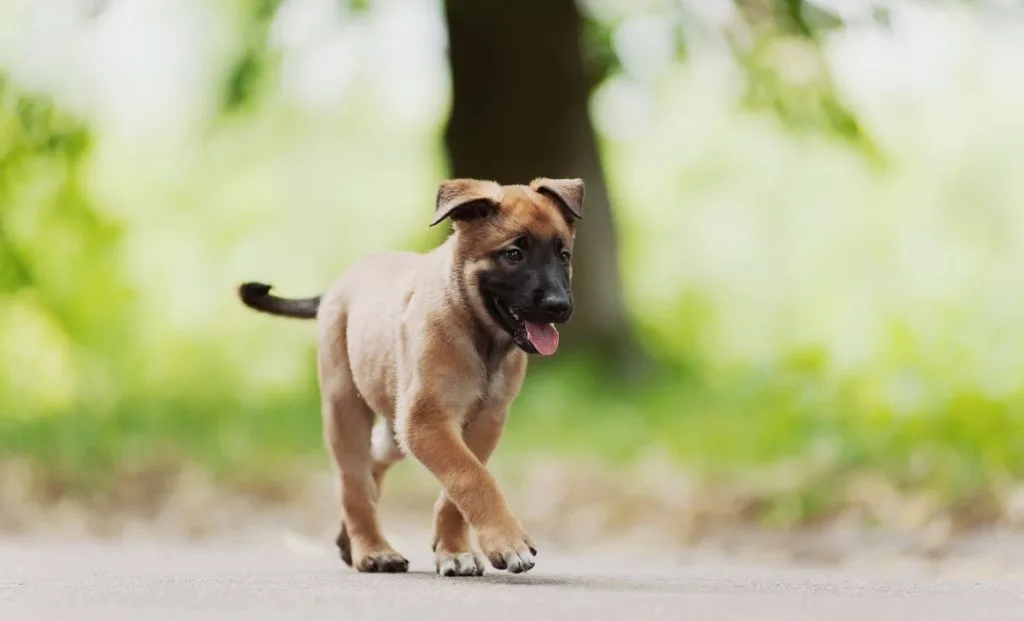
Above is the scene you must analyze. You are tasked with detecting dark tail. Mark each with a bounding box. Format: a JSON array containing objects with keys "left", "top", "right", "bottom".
[{"left": 237, "top": 282, "right": 321, "bottom": 319}]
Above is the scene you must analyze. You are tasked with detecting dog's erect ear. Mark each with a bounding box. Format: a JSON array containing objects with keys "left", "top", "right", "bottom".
[
  {"left": 530, "top": 177, "right": 585, "bottom": 221},
  {"left": 430, "top": 179, "right": 503, "bottom": 227}
]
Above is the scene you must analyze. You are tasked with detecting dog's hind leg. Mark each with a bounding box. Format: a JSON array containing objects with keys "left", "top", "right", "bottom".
[
  {"left": 323, "top": 390, "right": 407, "bottom": 572},
  {"left": 320, "top": 335, "right": 407, "bottom": 573},
  {"left": 335, "top": 420, "right": 404, "bottom": 567}
]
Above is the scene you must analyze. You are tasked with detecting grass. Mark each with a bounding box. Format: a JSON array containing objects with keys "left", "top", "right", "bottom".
[{"left": 3, "top": 352, "right": 1022, "bottom": 530}]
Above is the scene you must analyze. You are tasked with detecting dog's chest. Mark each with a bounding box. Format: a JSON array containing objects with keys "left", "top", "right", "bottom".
[
  {"left": 470, "top": 331, "right": 525, "bottom": 401},
  {"left": 479, "top": 350, "right": 527, "bottom": 405},
  {"left": 483, "top": 368, "right": 509, "bottom": 401}
]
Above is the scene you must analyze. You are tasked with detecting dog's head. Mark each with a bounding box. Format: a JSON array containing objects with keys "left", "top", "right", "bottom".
[{"left": 430, "top": 177, "right": 585, "bottom": 356}]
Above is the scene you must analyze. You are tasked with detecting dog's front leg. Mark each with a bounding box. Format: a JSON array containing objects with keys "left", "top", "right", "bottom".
[
  {"left": 430, "top": 406, "right": 509, "bottom": 576},
  {"left": 399, "top": 401, "right": 536, "bottom": 574}
]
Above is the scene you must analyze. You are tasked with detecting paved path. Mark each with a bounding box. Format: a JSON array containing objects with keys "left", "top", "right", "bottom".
[{"left": 2, "top": 537, "right": 1021, "bottom": 620}]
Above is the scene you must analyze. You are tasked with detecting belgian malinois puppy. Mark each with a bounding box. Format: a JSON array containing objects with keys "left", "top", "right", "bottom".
[{"left": 237, "top": 177, "right": 584, "bottom": 576}]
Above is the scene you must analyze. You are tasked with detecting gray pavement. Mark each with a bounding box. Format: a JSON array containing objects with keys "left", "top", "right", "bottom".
[{"left": 2, "top": 537, "right": 1022, "bottom": 620}]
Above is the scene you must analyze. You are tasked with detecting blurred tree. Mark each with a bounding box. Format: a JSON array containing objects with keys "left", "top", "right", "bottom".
[
  {"left": 218, "top": 0, "right": 891, "bottom": 375},
  {"left": 220, "top": 0, "right": 648, "bottom": 372},
  {"left": 440, "top": 0, "right": 645, "bottom": 370}
]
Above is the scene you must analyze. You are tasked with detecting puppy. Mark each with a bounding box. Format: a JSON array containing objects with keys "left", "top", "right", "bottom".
[{"left": 237, "top": 177, "right": 584, "bottom": 576}]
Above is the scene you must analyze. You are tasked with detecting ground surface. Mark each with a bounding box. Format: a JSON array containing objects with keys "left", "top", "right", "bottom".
[{"left": 3, "top": 535, "right": 1022, "bottom": 621}]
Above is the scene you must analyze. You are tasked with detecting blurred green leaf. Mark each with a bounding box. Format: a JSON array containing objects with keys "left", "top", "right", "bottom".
[
  {"left": 728, "top": 1, "right": 884, "bottom": 164},
  {"left": 221, "top": 0, "right": 284, "bottom": 113}
]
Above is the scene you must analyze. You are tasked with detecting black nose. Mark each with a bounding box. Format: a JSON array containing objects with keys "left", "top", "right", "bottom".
[{"left": 538, "top": 292, "right": 572, "bottom": 318}]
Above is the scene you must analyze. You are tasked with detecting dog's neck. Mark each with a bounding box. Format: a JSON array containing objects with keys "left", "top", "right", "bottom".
[{"left": 470, "top": 318, "right": 516, "bottom": 379}]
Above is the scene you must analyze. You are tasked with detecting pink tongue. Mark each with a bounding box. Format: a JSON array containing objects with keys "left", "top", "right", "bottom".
[{"left": 524, "top": 321, "right": 559, "bottom": 355}]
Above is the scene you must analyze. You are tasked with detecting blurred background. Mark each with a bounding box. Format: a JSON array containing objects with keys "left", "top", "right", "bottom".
[{"left": 2, "top": 0, "right": 1024, "bottom": 561}]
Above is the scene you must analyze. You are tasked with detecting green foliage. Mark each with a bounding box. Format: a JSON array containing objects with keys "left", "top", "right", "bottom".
[
  {"left": 729, "top": 1, "right": 882, "bottom": 162},
  {"left": 0, "top": 78, "right": 91, "bottom": 292},
  {"left": 583, "top": 1, "right": 877, "bottom": 161},
  {"left": 0, "top": 79, "right": 137, "bottom": 422},
  {"left": 221, "top": 0, "right": 373, "bottom": 113},
  {"left": 221, "top": 0, "right": 285, "bottom": 113},
  {"left": 579, "top": 16, "right": 622, "bottom": 90}
]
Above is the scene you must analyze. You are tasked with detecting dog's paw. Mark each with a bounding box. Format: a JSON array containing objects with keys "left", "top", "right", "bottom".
[
  {"left": 434, "top": 550, "right": 485, "bottom": 577},
  {"left": 336, "top": 525, "right": 353, "bottom": 566},
  {"left": 353, "top": 550, "right": 410, "bottom": 573},
  {"left": 476, "top": 524, "right": 537, "bottom": 574}
]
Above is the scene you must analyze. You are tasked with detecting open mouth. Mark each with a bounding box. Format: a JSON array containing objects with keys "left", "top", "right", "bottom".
[{"left": 488, "top": 294, "right": 560, "bottom": 356}]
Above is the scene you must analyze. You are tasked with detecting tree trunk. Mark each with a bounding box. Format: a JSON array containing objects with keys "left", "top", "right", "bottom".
[{"left": 441, "top": 0, "right": 646, "bottom": 371}]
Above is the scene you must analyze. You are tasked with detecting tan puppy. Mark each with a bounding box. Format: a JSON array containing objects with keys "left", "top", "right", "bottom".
[{"left": 237, "top": 177, "right": 584, "bottom": 576}]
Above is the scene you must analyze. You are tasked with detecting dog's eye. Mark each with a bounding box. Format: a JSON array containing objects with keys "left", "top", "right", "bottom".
[
  {"left": 559, "top": 250, "right": 571, "bottom": 264},
  {"left": 503, "top": 247, "right": 524, "bottom": 263}
]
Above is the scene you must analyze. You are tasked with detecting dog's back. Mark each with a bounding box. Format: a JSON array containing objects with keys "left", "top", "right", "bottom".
[{"left": 318, "top": 246, "right": 447, "bottom": 419}]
